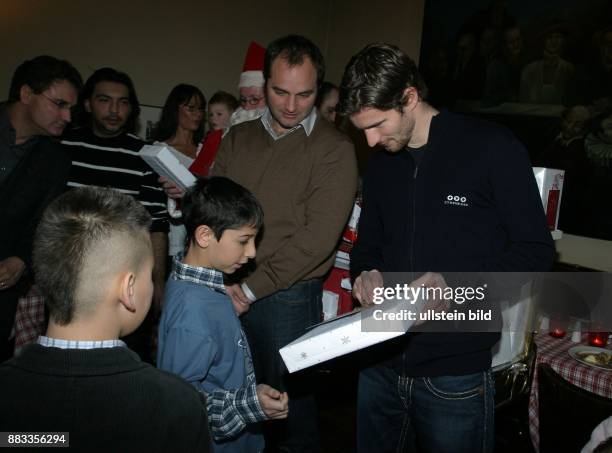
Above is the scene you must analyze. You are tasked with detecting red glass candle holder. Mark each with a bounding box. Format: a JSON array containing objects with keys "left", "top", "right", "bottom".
[
  {"left": 549, "top": 315, "right": 567, "bottom": 338},
  {"left": 549, "top": 327, "right": 567, "bottom": 338},
  {"left": 587, "top": 331, "right": 609, "bottom": 347}
]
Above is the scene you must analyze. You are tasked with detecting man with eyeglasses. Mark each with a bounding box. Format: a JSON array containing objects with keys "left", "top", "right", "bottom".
[
  {"left": 60, "top": 67, "right": 168, "bottom": 363},
  {"left": 189, "top": 41, "right": 267, "bottom": 176},
  {"left": 228, "top": 41, "right": 268, "bottom": 127},
  {"left": 0, "top": 55, "right": 82, "bottom": 361}
]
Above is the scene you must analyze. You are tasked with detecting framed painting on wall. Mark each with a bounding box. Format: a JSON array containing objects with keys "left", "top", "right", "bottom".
[
  {"left": 419, "top": 0, "right": 612, "bottom": 240},
  {"left": 137, "top": 104, "right": 163, "bottom": 141}
]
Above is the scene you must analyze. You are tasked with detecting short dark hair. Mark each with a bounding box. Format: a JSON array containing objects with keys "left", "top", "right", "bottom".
[
  {"left": 79, "top": 67, "right": 141, "bottom": 133},
  {"left": 8, "top": 55, "right": 82, "bottom": 103},
  {"left": 338, "top": 43, "right": 428, "bottom": 116},
  {"left": 183, "top": 177, "right": 263, "bottom": 247},
  {"left": 209, "top": 91, "right": 239, "bottom": 112},
  {"left": 33, "top": 186, "right": 151, "bottom": 325},
  {"left": 154, "top": 84, "right": 206, "bottom": 144},
  {"left": 315, "top": 81, "right": 338, "bottom": 108},
  {"left": 264, "top": 35, "right": 325, "bottom": 88}
]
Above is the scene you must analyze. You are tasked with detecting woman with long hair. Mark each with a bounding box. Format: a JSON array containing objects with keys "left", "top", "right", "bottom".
[
  {"left": 315, "top": 81, "right": 339, "bottom": 123},
  {"left": 154, "top": 84, "right": 206, "bottom": 263},
  {"left": 154, "top": 84, "right": 206, "bottom": 159}
]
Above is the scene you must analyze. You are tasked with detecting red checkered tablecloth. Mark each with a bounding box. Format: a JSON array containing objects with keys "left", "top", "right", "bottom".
[
  {"left": 528, "top": 332, "right": 612, "bottom": 452},
  {"left": 10, "top": 285, "right": 46, "bottom": 354}
]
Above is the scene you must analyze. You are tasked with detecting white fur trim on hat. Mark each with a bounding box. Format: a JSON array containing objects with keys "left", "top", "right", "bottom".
[{"left": 238, "top": 70, "right": 265, "bottom": 88}]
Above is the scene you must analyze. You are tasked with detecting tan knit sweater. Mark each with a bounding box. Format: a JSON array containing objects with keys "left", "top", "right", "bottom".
[{"left": 213, "top": 115, "right": 358, "bottom": 299}]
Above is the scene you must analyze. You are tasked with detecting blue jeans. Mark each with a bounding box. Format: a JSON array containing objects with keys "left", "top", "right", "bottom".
[
  {"left": 357, "top": 365, "right": 494, "bottom": 453},
  {"left": 242, "top": 279, "right": 323, "bottom": 453}
]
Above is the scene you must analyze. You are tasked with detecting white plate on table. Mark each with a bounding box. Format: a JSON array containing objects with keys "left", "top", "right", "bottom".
[{"left": 568, "top": 346, "right": 612, "bottom": 371}]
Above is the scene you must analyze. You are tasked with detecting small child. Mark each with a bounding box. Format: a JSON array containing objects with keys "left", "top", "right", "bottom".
[
  {"left": 207, "top": 91, "right": 239, "bottom": 131},
  {"left": 157, "top": 176, "right": 288, "bottom": 453},
  {"left": 0, "top": 187, "right": 211, "bottom": 452}
]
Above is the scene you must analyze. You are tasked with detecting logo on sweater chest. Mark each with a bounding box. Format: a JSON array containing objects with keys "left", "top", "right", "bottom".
[{"left": 444, "top": 194, "right": 469, "bottom": 207}]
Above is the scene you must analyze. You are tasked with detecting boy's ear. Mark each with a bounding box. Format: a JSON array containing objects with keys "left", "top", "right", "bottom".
[
  {"left": 194, "top": 225, "right": 214, "bottom": 248},
  {"left": 118, "top": 272, "right": 137, "bottom": 313}
]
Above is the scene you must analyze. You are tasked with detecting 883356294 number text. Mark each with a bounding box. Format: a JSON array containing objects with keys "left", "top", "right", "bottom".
[{"left": 1, "top": 432, "right": 69, "bottom": 447}]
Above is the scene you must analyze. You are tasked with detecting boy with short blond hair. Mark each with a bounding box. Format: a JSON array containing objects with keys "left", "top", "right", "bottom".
[
  {"left": 157, "top": 176, "right": 288, "bottom": 453},
  {"left": 0, "top": 186, "right": 210, "bottom": 452}
]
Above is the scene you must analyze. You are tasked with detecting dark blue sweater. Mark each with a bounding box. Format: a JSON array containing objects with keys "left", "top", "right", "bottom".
[{"left": 351, "top": 110, "right": 554, "bottom": 376}]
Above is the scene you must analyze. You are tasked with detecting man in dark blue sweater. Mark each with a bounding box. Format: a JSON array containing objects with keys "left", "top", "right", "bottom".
[{"left": 338, "top": 44, "right": 554, "bottom": 453}]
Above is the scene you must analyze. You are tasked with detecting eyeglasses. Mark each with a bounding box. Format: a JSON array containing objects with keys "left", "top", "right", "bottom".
[
  {"left": 239, "top": 96, "right": 264, "bottom": 106},
  {"left": 38, "top": 92, "right": 74, "bottom": 112},
  {"left": 182, "top": 104, "right": 205, "bottom": 113}
]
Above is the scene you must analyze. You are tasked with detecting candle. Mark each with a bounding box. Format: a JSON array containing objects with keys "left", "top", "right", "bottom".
[
  {"left": 549, "top": 327, "right": 566, "bottom": 338},
  {"left": 587, "top": 331, "right": 609, "bottom": 347},
  {"left": 549, "top": 314, "right": 568, "bottom": 338}
]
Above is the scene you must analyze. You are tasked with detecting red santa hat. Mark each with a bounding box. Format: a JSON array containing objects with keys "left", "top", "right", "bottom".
[{"left": 238, "top": 41, "right": 266, "bottom": 88}]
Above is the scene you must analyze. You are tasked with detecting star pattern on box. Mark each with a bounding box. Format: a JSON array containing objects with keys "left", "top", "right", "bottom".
[{"left": 341, "top": 336, "right": 350, "bottom": 344}]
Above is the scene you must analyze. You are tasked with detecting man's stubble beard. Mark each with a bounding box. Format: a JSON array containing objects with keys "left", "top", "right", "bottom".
[{"left": 387, "top": 111, "right": 415, "bottom": 151}]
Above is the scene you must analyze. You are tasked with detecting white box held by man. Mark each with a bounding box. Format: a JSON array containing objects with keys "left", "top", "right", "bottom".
[
  {"left": 280, "top": 298, "right": 420, "bottom": 373},
  {"left": 140, "top": 144, "right": 197, "bottom": 191}
]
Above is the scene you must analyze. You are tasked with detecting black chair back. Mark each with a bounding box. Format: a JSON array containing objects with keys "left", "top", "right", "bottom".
[{"left": 538, "top": 363, "right": 612, "bottom": 453}]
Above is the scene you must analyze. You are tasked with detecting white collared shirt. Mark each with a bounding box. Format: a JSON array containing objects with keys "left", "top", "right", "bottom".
[{"left": 260, "top": 107, "right": 317, "bottom": 141}]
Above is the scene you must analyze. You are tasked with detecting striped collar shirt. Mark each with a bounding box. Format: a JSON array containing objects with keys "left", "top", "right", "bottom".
[
  {"left": 260, "top": 107, "right": 317, "bottom": 141},
  {"left": 37, "top": 336, "right": 126, "bottom": 350},
  {"left": 171, "top": 254, "right": 226, "bottom": 294}
]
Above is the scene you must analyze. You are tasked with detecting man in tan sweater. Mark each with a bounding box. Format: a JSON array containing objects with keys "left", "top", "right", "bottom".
[{"left": 213, "top": 35, "right": 357, "bottom": 452}]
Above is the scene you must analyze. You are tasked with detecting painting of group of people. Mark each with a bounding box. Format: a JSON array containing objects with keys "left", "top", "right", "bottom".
[{"left": 420, "top": 0, "right": 612, "bottom": 240}]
